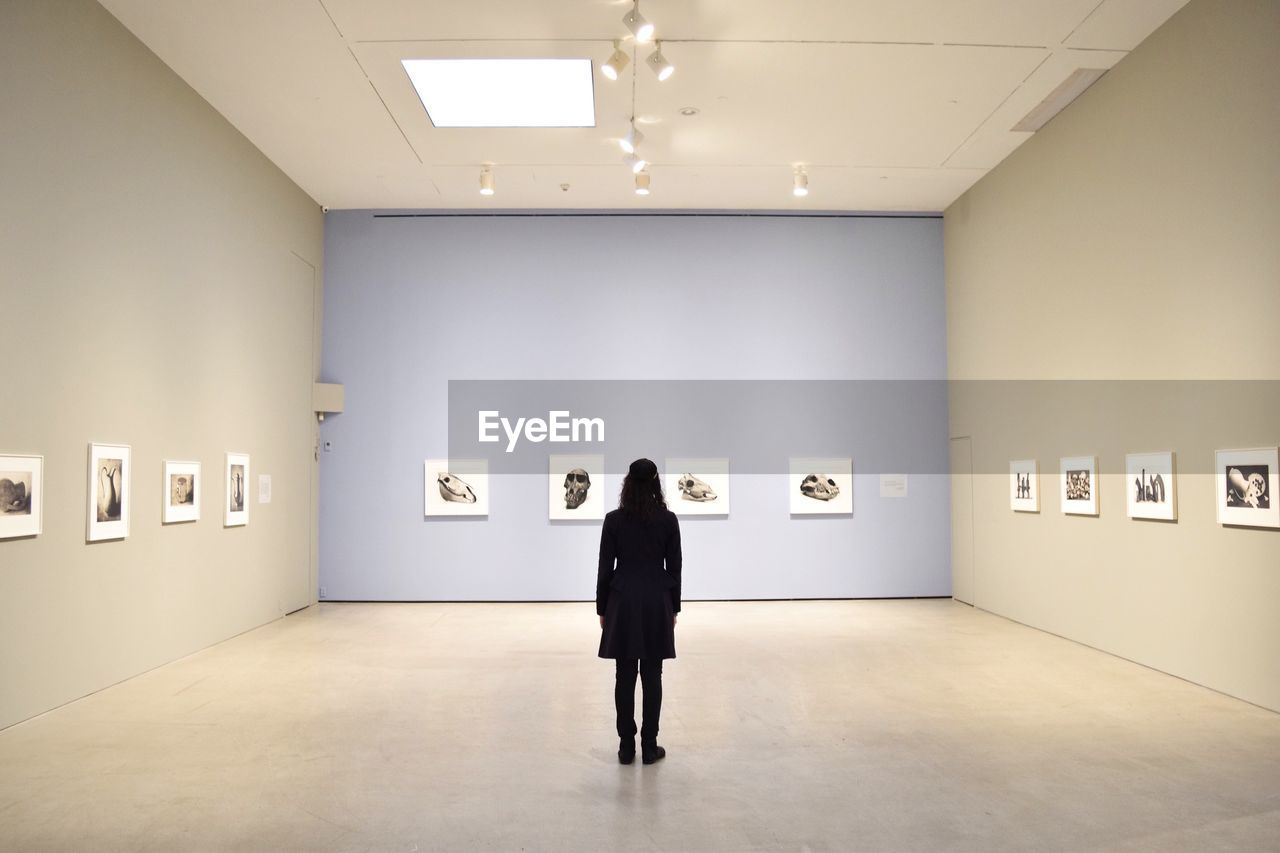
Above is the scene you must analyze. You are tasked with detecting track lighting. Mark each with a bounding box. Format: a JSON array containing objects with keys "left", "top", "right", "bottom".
[
  {"left": 792, "top": 170, "right": 809, "bottom": 197},
  {"left": 635, "top": 171, "right": 651, "bottom": 195},
  {"left": 479, "top": 167, "right": 495, "bottom": 196},
  {"left": 623, "top": 1, "right": 654, "bottom": 44},
  {"left": 646, "top": 41, "right": 674, "bottom": 81},
  {"left": 601, "top": 41, "right": 629, "bottom": 81},
  {"left": 619, "top": 123, "right": 644, "bottom": 155},
  {"left": 623, "top": 153, "right": 648, "bottom": 174}
]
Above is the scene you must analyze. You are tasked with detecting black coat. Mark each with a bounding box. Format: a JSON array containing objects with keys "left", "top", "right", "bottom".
[{"left": 596, "top": 508, "right": 682, "bottom": 660}]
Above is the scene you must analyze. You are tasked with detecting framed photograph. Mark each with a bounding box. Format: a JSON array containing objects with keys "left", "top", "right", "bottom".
[
  {"left": 1125, "top": 451, "right": 1177, "bottom": 521},
  {"left": 789, "top": 457, "right": 853, "bottom": 515},
  {"left": 88, "top": 443, "right": 131, "bottom": 541},
  {"left": 1060, "top": 455, "right": 1098, "bottom": 516},
  {"left": 425, "top": 458, "right": 489, "bottom": 517},
  {"left": 1216, "top": 447, "right": 1278, "bottom": 529},
  {"left": 549, "top": 454, "right": 605, "bottom": 520},
  {"left": 163, "top": 460, "right": 201, "bottom": 524},
  {"left": 664, "top": 458, "right": 730, "bottom": 517},
  {"left": 1009, "top": 459, "right": 1039, "bottom": 512},
  {"left": 0, "top": 453, "right": 43, "bottom": 539},
  {"left": 225, "top": 452, "right": 250, "bottom": 527}
]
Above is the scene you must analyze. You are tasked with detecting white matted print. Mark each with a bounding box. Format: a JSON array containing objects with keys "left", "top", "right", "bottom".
[
  {"left": 1060, "top": 455, "right": 1098, "bottom": 516},
  {"left": 549, "top": 454, "right": 604, "bottom": 520},
  {"left": 1216, "top": 447, "right": 1278, "bottom": 529},
  {"left": 1009, "top": 459, "right": 1039, "bottom": 513},
  {"left": 425, "top": 459, "right": 489, "bottom": 517},
  {"left": 163, "top": 460, "right": 201, "bottom": 524},
  {"left": 88, "top": 443, "right": 131, "bottom": 541},
  {"left": 1126, "top": 451, "right": 1176, "bottom": 521},
  {"left": 225, "top": 452, "right": 250, "bottom": 527},
  {"left": 664, "top": 458, "right": 729, "bottom": 517},
  {"left": 0, "top": 453, "right": 43, "bottom": 539},
  {"left": 789, "top": 457, "right": 853, "bottom": 515}
]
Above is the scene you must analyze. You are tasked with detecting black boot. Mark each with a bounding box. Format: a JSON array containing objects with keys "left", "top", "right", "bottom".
[
  {"left": 618, "top": 737, "right": 636, "bottom": 765},
  {"left": 641, "top": 739, "right": 666, "bottom": 765}
]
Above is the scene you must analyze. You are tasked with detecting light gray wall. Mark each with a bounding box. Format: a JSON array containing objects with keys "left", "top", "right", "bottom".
[
  {"left": 945, "top": 0, "right": 1280, "bottom": 711},
  {"left": 320, "top": 213, "right": 950, "bottom": 602},
  {"left": 0, "top": 0, "right": 323, "bottom": 729}
]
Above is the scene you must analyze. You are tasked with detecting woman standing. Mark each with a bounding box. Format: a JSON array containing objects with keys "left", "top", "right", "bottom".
[{"left": 597, "top": 458, "right": 682, "bottom": 765}]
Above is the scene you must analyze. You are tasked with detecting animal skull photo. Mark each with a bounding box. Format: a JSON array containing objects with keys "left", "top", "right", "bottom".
[
  {"left": 437, "top": 472, "right": 477, "bottom": 504},
  {"left": 800, "top": 473, "right": 840, "bottom": 502},
  {"left": 677, "top": 473, "right": 718, "bottom": 502},
  {"left": 564, "top": 468, "right": 591, "bottom": 509}
]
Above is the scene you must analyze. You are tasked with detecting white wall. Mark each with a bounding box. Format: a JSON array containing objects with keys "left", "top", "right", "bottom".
[
  {"left": 945, "top": 0, "right": 1280, "bottom": 710},
  {"left": 0, "top": 0, "right": 323, "bottom": 729}
]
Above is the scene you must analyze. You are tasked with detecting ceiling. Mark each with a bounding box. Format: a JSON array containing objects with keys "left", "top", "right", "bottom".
[{"left": 98, "top": 0, "right": 1190, "bottom": 211}]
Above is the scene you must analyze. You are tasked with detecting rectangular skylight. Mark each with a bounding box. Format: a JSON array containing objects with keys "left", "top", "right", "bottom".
[{"left": 402, "top": 58, "right": 596, "bottom": 128}]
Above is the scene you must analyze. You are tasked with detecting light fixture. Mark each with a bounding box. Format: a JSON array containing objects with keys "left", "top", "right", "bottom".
[
  {"left": 635, "top": 171, "right": 651, "bottom": 195},
  {"left": 619, "top": 123, "right": 644, "bottom": 154},
  {"left": 792, "top": 170, "right": 809, "bottom": 197},
  {"left": 646, "top": 42, "right": 674, "bottom": 81},
  {"left": 623, "top": 153, "right": 648, "bottom": 174},
  {"left": 401, "top": 58, "right": 596, "bottom": 127},
  {"left": 623, "top": 1, "right": 654, "bottom": 43},
  {"left": 601, "top": 41, "right": 629, "bottom": 81},
  {"left": 479, "top": 167, "right": 495, "bottom": 196}
]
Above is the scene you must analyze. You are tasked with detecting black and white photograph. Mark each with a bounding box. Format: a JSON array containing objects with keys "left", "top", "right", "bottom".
[
  {"left": 224, "top": 452, "right": 250, "bottom": 527},
  {"left": 163, "top": 460, "right": 201, "bottom": 524},
  {"left": 1059, "top": 455, "right": 1098, "bottom": 516},
  {"left": 1009, "top": 459, "right": 1039, "bottom": 512},
  {"left": 548, "top": 454, "right": 604, "bottom": 520},
  {"left": 1216, "top": 448, "right": 1278, "bottom": 528},
  {"left": 424, "top": 459, "right": 489, "bottom": 517},
  {"left": 1126, "top": 451, "right": 1177, "bottom": 521},
  {"left": 664, "top": 458, "right": 730, "bottom": 517},
  {"left": 0, "top": 454, "right": 43, "bottom": 539},
  {"left": 87, "top": 443, "right": 131, "bottom": 541},
  {"left": 789, "top": 457, "right": 853, "bottom": 515}
]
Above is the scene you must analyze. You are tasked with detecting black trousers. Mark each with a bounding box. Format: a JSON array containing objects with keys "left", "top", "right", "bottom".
[{"left": 615, "top": 658, "right": 662, "bottom": 741}]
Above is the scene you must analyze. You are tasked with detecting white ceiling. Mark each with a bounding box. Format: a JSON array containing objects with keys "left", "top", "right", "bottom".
[{"left": 98, "top": 0, "right": 1190, "bottom": 211}]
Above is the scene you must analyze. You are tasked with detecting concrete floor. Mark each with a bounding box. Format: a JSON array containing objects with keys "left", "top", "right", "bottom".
[{"left": 1, "top": 601, "right": 1278, "bottom": 852}]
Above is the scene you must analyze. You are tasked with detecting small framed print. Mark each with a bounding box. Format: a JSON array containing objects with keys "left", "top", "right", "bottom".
[
  {"left": 1125, "top": 451, "right": 1177, "bottom": 521},
  {"left": 425, "top": 459, "right": 489, "bottom": 517},
  {"left": 665, "top": 457, "right": 730, "bottom": 517},
  {"left": 1009, "top": 459, "right": 1039, "bottom": 513},
  {"left": 225, "top": 452, "right": 250, "bottom": 527},
  {"left": 88, "top": 443, "right": 131, "bottom": 541},
  {"left": 163, "top": 460, "right": 201, "bottom": 524},
  {"left": 1060, "top": 455, "right": 1098, "bottom": 516},
  {"left": 0, "top": 453, "right": 43, "bottom": 539},
  {"left": 1216, "top": 447, "right": 1278, "bottom": 529},
  {"left": 549, "top": 454, "right": 605, "bottom": 520},
  {"left": 789, "top": 457, "right": 853, "bottom": 515}
]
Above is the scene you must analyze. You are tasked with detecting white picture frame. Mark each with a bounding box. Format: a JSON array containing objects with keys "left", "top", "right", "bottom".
[
  {"left": 789, "top": 457, "right": 853, "bottom": 515},
  {"left": 549, "top": 454, "right": 605, "bottom": 520},
  {"left": 664, "top": 457, "right": 730, "bottom": 517},
  {"left": 163, "top": 460, "right": 201, "bottom": 524},
  {"left": 0, "top": 453, "right": 44, "bottom": 539},
  {"left": 225, "top": 452, "right": 250, "bottom": 527},
  {"left": 1009, "top": 459, "right": 1039, "bottom": 513},
  {"left": 1060, "top": 455, "right": 1098, "bottom": 516},
  {"left": 88, "top": 443, "right": 131, "bottom": 541},
  {"left": 425, "top": 458, "right": 489, "bottom": 517},
  {"left": 1216, "top": 447, "right": 1278, "bottom": 529},
  {"left": 1125, "top": 451, "right": 1177, "bottom": 521}
]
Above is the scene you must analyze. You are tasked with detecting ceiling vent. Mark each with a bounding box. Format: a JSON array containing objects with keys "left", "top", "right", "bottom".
[{"left": 1012, "top": 68, "right": 1108, "bottom": 132}]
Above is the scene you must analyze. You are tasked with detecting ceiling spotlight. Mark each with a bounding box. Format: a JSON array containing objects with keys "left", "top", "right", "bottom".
[
  {"left": 623, "top": 153, "right": 648, "bottom": 174},
  {"left": 479, "top": 167, "right": 495, "bottom": 196},
  {"left": 646, "top": 42, "right": 674, "bottom": 81},
  {"left": 623, "top": 1, "right": 654, "bottom": 44},
  {"left": 601, "top": 41, "right": 629, "bottom": 81},
  {"left": 635, "top": 171, "right": 651, "bottom": 195},
  {"left": 619, "top": 123, "right": 644, "bottom": 154},
  {"left": 793, "top": 170, "right": 809, "bottom": 197}
]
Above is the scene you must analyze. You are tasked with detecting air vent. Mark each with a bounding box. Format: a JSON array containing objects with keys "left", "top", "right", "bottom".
[{"left": 1012, "top": 68, "right": 1108, "bottom": 132}]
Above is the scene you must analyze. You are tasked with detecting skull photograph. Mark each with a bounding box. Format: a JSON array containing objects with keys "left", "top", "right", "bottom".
[
  {"left": 548, "top": 455, "right": 604, "bottom": 520},
  {"left": 800, "top": 473, "right": 840, "bottom": 502},
  {"left": 677, "top": 474, "right": 717, "bottom": 502},
  {"left": 437, "top": 472, "right": 477, "bottom": 504},
  {"left": 564, "top": 468, "right": 591, "bottom": 510},
  {"left": 789, "top": 458, "right": 853, "bottom": 515}
]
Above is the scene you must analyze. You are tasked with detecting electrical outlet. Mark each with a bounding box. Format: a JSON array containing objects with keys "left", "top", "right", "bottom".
[{"left": 319, "top": 587, "right": 327, "bottom": 599}]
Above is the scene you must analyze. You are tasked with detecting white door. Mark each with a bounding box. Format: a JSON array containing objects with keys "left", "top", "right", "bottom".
[{"left": 950, "top": 436, "right": 976, "bottom": 605}]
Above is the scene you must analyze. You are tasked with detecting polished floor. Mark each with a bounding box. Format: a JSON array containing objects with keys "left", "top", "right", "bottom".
[{"left": 2, "top": 600, "right": 1278, "bottom": 852}]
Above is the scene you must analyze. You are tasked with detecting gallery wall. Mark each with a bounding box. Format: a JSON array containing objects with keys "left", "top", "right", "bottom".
[
  {"left": 944, "top": 0, "right": 1280, "bottom": 711},
  {"left": 320, "top": 213, "right": 950, "bottom": 602},
  {"left": 0, "top": 0, "right": 323, "bottom": 729}
]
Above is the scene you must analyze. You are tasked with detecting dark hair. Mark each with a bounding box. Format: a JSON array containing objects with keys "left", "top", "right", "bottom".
[{"left": 619, "top": 458, "right": 666, "bottom": 518}]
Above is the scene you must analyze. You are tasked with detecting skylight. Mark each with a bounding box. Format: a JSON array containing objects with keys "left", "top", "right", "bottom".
[{"left": 402, "top": 58, "right": 596, "bottom": 128}]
